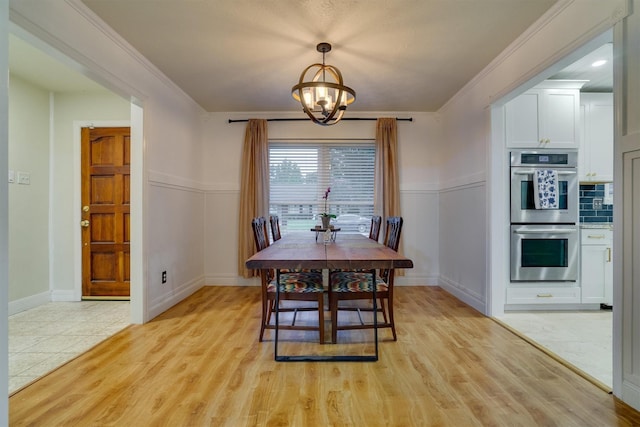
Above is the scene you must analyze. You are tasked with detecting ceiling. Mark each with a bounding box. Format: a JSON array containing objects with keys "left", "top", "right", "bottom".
[{"left": 9, "top": 1, "right": 613, "bottom": 112}]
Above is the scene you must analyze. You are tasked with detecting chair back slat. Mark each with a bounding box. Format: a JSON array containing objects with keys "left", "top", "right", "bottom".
[
  {"left": 269, "top": 215, "right": 282, "bottom": 241},
  {"left": 368, "top": 215, "right": 382, "bottom": 241},
  {"left": 380, "top": 216, "right": 403, "bottom": 281},
  {"left": 251, "top": 217, "right": 270, "bottom": 252},
  {"left": 384, "top": 216, "right": 403, "bottom": 252}
]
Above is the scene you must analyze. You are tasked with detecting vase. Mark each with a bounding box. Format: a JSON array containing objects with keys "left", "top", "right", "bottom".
[{"left": 321, "top": 216, "right": 331, "bottom": 229}]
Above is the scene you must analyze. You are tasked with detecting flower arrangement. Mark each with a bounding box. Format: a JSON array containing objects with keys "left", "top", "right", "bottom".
[{"left": 320, "top": 187, "right": 336, "bottom": 219}]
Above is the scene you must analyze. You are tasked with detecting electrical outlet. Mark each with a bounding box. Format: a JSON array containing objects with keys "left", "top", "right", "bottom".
[
  {"left": 162, "top": 271, "right": 167, "bottom": 283},
  {"left": 593, "top": 198, "right": 603, "bottom": 210}
]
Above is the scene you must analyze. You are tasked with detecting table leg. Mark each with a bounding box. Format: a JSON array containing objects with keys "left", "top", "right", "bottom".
[
  {"left": 274, "top": 269, "right": 280, "bottom": 361},
  {"left": 274, "top": 268, "right": 379, "bottom": 362}
]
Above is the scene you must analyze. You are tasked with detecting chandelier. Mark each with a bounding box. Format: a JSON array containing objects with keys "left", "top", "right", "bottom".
[{"left": 291, "top": 42, "right": 356, "bottom": 126}]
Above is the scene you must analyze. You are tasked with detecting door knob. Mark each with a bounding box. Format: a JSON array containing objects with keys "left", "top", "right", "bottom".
[{"left": 81, "top": 220, "right": 90, "bottom": 228}]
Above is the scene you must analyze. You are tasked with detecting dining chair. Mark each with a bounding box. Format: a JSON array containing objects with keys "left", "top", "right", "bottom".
[
  {"left": 251, "top": 217, "right": 325, "bottom": 343},
  {"left": 329, "top": 216, "right": 403, "bottom": 343},
  {"left": 269, "top": 215, "right": 282, "bottom": 242},
  {"left": 368, "top": 215, "right": 382, "bottom": 241}
]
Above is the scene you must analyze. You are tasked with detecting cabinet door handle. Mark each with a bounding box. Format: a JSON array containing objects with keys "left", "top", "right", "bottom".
[{"left": 607, "top": 248, "right": 611, "bottom": 262}]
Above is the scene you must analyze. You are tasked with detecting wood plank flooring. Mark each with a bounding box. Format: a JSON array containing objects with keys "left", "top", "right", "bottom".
[{"left": 9, "top": 286, "right": 640, "bottom": 426}]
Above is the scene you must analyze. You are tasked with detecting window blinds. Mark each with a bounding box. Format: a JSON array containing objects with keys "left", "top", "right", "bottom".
[{"left": 269, "top": 141, "right": 375, "bottom": 234}]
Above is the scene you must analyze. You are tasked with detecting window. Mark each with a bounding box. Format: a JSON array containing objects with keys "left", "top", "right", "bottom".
[{"left": 269, "top": 141, "right": 375, "bottom": 234}]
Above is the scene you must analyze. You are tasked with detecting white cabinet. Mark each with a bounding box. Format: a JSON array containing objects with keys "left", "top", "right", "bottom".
[
  {"left": 581, "top": 228, "right": 613, "bottom": 305},
  {"left": 505, "top": 81, "right": 585, "bottom": 149},
  {"left": 579, "top": 93, "right": 613, "bottom": 182}
]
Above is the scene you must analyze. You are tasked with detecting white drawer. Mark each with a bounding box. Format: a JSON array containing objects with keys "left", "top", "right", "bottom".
[
  {"left": 581, "top": 229, "right": 612, "bottom": 245},
  {"left": 506, "top": 286, "right": 581, "bottom": 304}
]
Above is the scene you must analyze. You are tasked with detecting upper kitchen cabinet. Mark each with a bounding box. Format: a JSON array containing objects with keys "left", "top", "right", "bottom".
[
  {"left": 579, "top": 93, "right": 613, "bottom": 182},
  {"left": 505, "top": 80, "right": 587, "bottom": 149}
]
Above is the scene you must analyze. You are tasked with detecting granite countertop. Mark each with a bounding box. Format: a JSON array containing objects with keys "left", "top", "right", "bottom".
[{"left": 580, "top": 223, "right": 613, "bottom": 230}]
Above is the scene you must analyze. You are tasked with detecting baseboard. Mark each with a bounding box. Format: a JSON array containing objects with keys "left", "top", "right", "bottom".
[
  {"left": 204, "top": 275, "right": 438, "bottom": 287},
  {"left": 438, "top": 276, "right": 486, "bottom": 314},
  {"left": 8, "top": 291, "right": 51, "bottom": 316},
  {"left": 394, "top": 276, "right": 438, "bottom": 286},
  {"left": 51, "top": 289, "right": 80, "bottom": 302},
  {"left": 148, "top": 275, "right": 206, "bottom": 319},
  {"left": 204, "top": 274, "right": 260, "bottom": 286}
]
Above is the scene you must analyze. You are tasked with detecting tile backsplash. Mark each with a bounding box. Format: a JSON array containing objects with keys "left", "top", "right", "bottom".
[{"left": 580, "top": 183, "right": 613, "bottom": 223}]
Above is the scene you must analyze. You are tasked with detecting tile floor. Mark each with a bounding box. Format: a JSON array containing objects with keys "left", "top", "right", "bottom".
[
  {"left": 497, "top": 310, "right": 612, "bottom": 388},
  {"left": 8, "top": 300, "right": 130, "bottom": 394}
]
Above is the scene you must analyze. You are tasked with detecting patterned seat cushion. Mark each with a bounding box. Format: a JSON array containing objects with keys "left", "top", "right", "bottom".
[
  {"left": 330, "top": 271, "right": 389, "bottom": 293},
  {"left": 267, "top": 271, "right": 324, "bottom": 293}
]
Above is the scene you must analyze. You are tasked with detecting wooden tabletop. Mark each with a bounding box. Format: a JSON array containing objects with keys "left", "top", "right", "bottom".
[{"left": 245, "top": 233, "right": 413, "bottom": 270}]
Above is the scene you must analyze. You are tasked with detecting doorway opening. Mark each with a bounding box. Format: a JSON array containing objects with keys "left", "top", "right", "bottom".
[
  {"left": 490, "top": 29, "right": 614, "bottom": 389},
  {"left": 7, "top": 29, "right": 144, "bottom": 391}
]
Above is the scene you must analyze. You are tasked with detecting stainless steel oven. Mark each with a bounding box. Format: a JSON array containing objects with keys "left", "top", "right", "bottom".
[
  {"left": 510, "top": 224, "right": 579, "bottom": 282},
  {"left": 510, "top": 150, "right": 578, "bottom": 224}
]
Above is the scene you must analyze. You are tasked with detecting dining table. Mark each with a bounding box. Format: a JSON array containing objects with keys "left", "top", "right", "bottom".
[{"left": 245, "top": 232, "right": 414, "bottom": 362}]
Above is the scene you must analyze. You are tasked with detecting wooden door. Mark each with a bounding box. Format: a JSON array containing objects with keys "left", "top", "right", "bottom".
[{"left": 81, "top": 127, "right": 130, "bottom": 298}]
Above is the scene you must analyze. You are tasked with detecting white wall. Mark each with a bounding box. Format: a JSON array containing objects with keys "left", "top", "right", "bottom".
[
  {"left": 8, "top": 75, "right": 50, "bottom": 307},
  {"left": 203, "top": 111, "right": 442, "bottom": 286},
  {"left": 438, "top": 0, "right": 628, "bottom": 314}
]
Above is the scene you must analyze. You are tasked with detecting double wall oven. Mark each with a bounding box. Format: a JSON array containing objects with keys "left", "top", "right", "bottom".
[{"left": 510, "top": 150, "right": 579, "bottom": 282}]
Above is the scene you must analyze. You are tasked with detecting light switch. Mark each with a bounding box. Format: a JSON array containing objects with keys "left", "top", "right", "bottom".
[
  {"left": 17, "top": 171, "right": 30, "bottom": 185},
  {"left": 8, "top": 170, "right": 14, "bottom": 183}
]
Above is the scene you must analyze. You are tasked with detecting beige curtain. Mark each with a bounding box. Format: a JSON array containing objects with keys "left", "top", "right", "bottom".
[
  {"left": 375, "top": 118, "right": 403, "bottom": 275},
  {"left": 375, "top": 118, "right": 400, "bottom": 219},
  {"left": 237, "top": 119, "right": 269, "bottom": 278}
]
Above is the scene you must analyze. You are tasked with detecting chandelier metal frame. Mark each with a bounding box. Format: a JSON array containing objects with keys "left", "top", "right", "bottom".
[{"left": 291, "top": 42, "right": 356, "bottom": 126}]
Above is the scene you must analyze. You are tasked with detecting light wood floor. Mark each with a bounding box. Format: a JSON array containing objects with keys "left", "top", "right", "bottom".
[{"left": 9, "top": 286, "right": 640, "bottom": 426}]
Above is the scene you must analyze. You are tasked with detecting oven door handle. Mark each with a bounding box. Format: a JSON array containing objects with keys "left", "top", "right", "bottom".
[
  {"left": 512, "top": 170, "right": 577, "bottom": 175},
  {"left": 513, "top": 229, "right": 576, "bottom": 235}
]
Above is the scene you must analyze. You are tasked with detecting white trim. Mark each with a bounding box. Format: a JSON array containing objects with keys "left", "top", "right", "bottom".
[
  {"left": 8, "top": 291, "right": 50, "bottom": 316},
  {"left": 48, "top": 92, "right": 56, "bottom": 300},
  {"left": 203, "top": 274, "right": 438, "bottom": 287},
  {"left": 129, "top": 103, "right": 145, "bottom": 324},
  {"left": 439, "top": 175, "right": 485, "bottom": 193},
  {"left": 438, "top": 276, "right": 485, "bottom": 313},
  {"left": 440, "top": 1, "right": 628, "bottom": 114},
  {"left": 148, "top": 275, "right": 204, "bottom": 320},
  {"left": 63, "top": 0, "right": 201, "bottom": 111},
  {"left": 50, "top": 289, "right": 77, "bottom": 302},
  {"left": 204, "top": 275, "right": 259, "bottom": 286},
  {"left": 148, "top": 170, "right": 206, "bottom": 193}
]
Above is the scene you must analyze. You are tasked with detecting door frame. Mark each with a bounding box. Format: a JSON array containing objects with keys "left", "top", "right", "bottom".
[{"left": 488, "top": 28, "right": 615, "bottom": 317}]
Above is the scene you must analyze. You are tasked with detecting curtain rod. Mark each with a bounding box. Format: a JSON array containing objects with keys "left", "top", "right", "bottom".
[{"left": 228, "top": 117, "right": 413, "bottom": 123}]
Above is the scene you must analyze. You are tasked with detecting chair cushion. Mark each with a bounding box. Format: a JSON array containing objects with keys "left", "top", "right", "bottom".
[
  {"left": 267, "top": 271, "right": 324, "bottom": 293},
  {"left": 279, "top": 268, "right": 322, "bottom": 274},
  {"left": 330, "top": 271, "right": 388, "bottom": 293}
]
